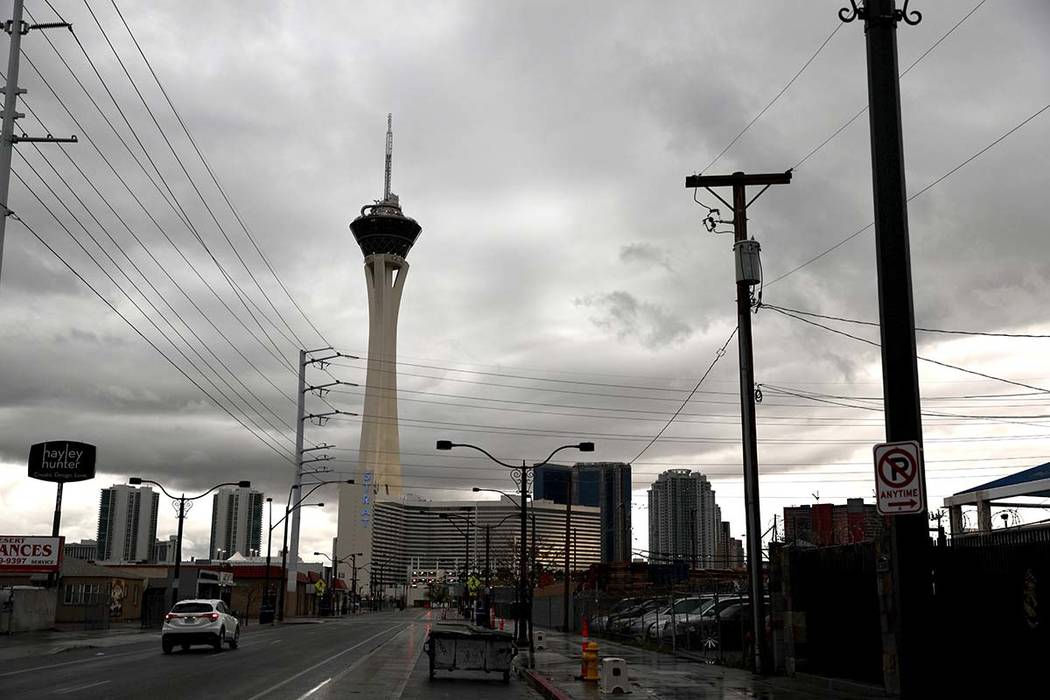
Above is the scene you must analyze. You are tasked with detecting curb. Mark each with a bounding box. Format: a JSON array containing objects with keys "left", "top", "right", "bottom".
[
  {"left": 783, "top": 672, "right": 888, "bottom": 698},
  {"left": 522, "top": 669, "right": 573, "bottom": 700}
]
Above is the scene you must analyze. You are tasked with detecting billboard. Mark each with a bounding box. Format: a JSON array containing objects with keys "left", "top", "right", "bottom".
[
  {"left": 28, "top": 441, "right": 96, "bottom": 483},
  {"left": 0, "top": 535, "right": 65, "bottom": 573}
]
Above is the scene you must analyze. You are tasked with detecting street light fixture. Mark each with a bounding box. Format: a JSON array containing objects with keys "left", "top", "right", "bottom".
[
  {"left": 436, "top": 440, "right": 595, "bottom": 662},
  {"left": 128, "top": 477, "right": 250, "bottom": 605},
  {"left": 314, "top": 551, "right": 365, "bottom": 613},
  {"left": 276, "top": 478, "right": 352, "bottom": 621}
]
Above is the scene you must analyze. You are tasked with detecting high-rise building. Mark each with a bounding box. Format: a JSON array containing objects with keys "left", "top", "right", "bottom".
[
  {"left": 647, "top": 469, "right": 723, "bottom": 568},
  {"left": 96, "top": 484, "right": 159, "bottom": 563},
  {"left": 209, "top": 487, "right": 264, "bottom": 558},
  {"left": 719, "top": 521, "right": 745, "bottom": 568},
  {"left": 533, "top": 463, "right": 633, "bottom": 562},
  {"left": 335, "top": 114, "right": 422, "bottom": 593}
]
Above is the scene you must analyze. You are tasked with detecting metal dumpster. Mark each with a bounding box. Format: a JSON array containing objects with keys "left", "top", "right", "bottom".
[{"left": 424, "top": 622, "right": 516, "bottom": 682}]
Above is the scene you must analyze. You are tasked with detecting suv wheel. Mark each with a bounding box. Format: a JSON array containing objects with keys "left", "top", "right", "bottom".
[
  {"left": 228, "top": 626, "right": 239, "bottom": 649},
  {"left": 213, "top": 627, "right": 225, "bottom": 652},
  {"left": 162, "top": 638, "right": 173, "bottom": 654}
]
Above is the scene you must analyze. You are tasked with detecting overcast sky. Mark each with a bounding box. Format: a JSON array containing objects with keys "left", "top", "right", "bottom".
[{"left": 1, "top": 0, "right": 1048, "bottom": 561}]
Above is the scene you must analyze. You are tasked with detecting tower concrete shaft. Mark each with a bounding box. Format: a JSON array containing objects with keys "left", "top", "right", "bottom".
[
  {"left": 337, "top": 114, "right": 421, "bottom": 596},
  {"left": 337, "top": 254, "right": 408, "bottom": 588}
]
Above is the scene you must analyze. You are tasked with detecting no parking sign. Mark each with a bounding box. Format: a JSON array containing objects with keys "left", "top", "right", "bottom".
[{"left": 873, "top": 440, "right": 927, "bottom": 516}]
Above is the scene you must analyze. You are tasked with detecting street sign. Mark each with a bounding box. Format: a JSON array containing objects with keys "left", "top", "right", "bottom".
[
  {"left": 0, "top": 535, "right": 64, "bottom": 573},
  {"left": 314, "top": 579, "right": 326, "bottom": 595},
  {"left": 27, "top": 441, "right": 96, "bottom": 483},
  {"left": 873, "top": 440, "right": 926, "bottom": 515}
]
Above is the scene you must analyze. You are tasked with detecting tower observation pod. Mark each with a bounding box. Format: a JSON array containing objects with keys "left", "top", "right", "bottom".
[{"left": 337, "top": 114, "right": 421, "bottom": 598}]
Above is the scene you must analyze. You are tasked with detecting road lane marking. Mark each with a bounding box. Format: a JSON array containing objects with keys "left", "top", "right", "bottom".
[
  {"left": 0, "top": 649, "right": 156, "bottom": 678},
  {"left": 308, "top": 626, "right": 410, "bottom": 695},
  {"left": 296, "top": 677, "right": 331, "bottom": 699},
  {"left": 391, "top": 627, "right": 428, "bottom": 700},
  {"left": 54, "top": 680, "right": 111, "bottom": 695},
  {"left": 246, "top": 624, "right": 405, "bottom": 700},
  {"left": 270, "top": 639, "right": 282, "bottom": 644}
]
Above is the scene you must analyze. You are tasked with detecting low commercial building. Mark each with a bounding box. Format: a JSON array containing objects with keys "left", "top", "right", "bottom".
[
  {"left": 63, "top": 539, "right": 98, "bottom": 562},
  {"left": 372, "top": 495, "right": 601, "bottom": 598},
  {"left": 56, "top": 559, "right": 146, "bottom": 625},
  {"left": 782, "top": 498, "right": 883, "bottom": 546}
]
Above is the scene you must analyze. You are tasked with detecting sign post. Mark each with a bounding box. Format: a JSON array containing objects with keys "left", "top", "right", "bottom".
[
  {"left": 874, "top": 441, "right": 926, "bottom": 516},
  {"left": 28, "top": 441, "right": 96, "bottom": 585},
  {"left": 27, "top": 440, "right": 97, "bottom": 535}
]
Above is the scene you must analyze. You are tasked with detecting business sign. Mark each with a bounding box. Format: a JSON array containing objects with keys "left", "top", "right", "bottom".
[
  {"left": 0, "top": 535, "right": 65, "bottom": 573},
  {"left": 873, "top": 440, "right": 926, "bottom": 515},
  {"left": 28, "top": 441, "right": 96, "bottom": 483}
]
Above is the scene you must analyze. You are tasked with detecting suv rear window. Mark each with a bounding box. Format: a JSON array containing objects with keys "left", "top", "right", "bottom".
[{"left": 172, "top": 602, "right": 213, "bottom": 613}]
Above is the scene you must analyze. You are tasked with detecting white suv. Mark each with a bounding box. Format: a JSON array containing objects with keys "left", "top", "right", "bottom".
[{"left": 162, "top": 599, "right": 240, "bottom": 654}]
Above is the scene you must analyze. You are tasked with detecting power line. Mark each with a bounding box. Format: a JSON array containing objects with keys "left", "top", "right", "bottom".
[
  {"left": 765, "top": 306, "right": 1050, "bottom": 397},
  {"left": 27, "top": 7, "right": 299, "bottom": 366},
  {"left": 700, "top": 22, "right": 843, "bottom": 172},
  {"left": 12, "top": 159, "right": 297, "bottom": 457},
  {"left": 79, "top": 0, "right": 311, "bottom": 351},
  {"left": 107, "top": 0, "right": 330, "bottom": 348},
  {"left": 19, "top": 144, "right": 299, "bottom": 440},
  {"left": 762, "top": 302, "right": 1050, "bottom": 339},
  {"left": 2, "top": 81, "right": 301, "bottom": 417},
  {"left": 329, "top": 383, "right": 1050, "bottom": 429},
  {"left": 768, "top": 100, "right": 1050, "bottom": 286},
  {"left": 15, "top": 47, "right": 296, "bottom": 374},
  {"left": 632, "top": 328, "right": 735, "bottom": 462},
  {"left": 791, "top": 0, "right": 988, "bottom": 171},
  {"left": 7, "top": 202, "right": 295, "bottom": 464}
]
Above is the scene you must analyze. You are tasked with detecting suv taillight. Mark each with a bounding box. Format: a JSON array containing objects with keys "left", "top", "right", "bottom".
[
  {"left": 208, "top": 612, "right": 220, "bottom": 621},
  {"left": 164, "top": 613, "right": 175, "bottom": 621}
]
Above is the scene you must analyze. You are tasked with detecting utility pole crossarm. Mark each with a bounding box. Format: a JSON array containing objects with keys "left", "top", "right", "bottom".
[
  {"left": 11, "top": 134, "right": 77, "bottom": 143},
  {"left": 685, "top": 171, "right": 791, "bottom": 189}
]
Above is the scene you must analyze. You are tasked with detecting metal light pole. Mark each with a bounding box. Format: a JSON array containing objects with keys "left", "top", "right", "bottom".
[
  {"left": 840, "top": 1, "right": 929, "bottom": 694},
  {"left": 262, "top": 498, "right": 274, "bottom": 622},
  {"left": 130, "top": 477, "right": 250, "bottom": 606},
  {"left": 315, "top": 551, "right": 360, "bottom": 615},
  {"left": 563, "top": 469, "right": 572, "bottom": 632},
  {"left": 350, "top": 554, "right": 359, "bottom": 613},
  {"left": 472, "top": 488, "right": 528, "bottom": 629},
  {"left": 278, "top": 478, "right": 351, "bottom": 620},
  {"left": 438, "top": 440, "right": 595, "bottom": 657}
]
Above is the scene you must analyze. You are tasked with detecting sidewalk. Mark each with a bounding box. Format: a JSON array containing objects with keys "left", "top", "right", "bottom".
[
  {"left": 523, "top": 629, "right": 886, "bottom": 699},
  {"left": 0, "top": 623, "right": 159, "bottom": 661}
]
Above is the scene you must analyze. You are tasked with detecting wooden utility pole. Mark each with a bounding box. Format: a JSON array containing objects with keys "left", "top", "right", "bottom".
[
  {"left": 684, "top": 169, "right": 791, "bottom": 674},
  {"left": 841, "top": 0, "right": 930, "bottom": 694}
]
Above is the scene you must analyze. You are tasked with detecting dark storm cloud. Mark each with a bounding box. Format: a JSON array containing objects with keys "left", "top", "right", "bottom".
[
  {"left": 575, "top": 291, "right": 692, "bottom": 348},
  {"left": 620, "top": 243, "right": 674, "bottom": 272},
  {"left": 2, "top": 0, "right": 1048, "bottom": 553}
]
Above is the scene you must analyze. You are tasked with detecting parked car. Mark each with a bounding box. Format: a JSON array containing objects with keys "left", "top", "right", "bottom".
[
  {"left": 161, "top": 599, "right": 240, "bottom": 654},
  {"left": 609, "top": 598, "right": 664, "bottom": 635},
  {"left": 591, "top": 598, "right": 640, "bottom": 633},
  {"left": 644, "top": 595, "right": 715, "bottom": 640},
  {"left": 632, "top": 596, "right": 711, "bottom": 639},
  {"left": 677, "top": 597, "right": 769, "bottom": 651}
]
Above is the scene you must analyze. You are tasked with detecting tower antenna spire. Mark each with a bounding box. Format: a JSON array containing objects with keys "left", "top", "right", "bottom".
[{"left": 383, "top": 113, "right": 393, "bottom": 202}]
